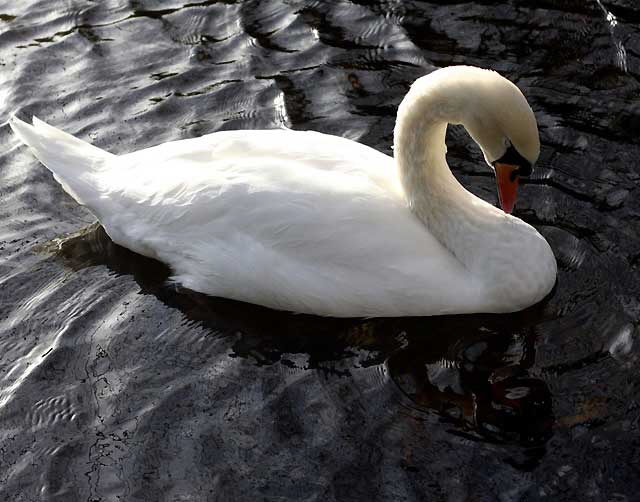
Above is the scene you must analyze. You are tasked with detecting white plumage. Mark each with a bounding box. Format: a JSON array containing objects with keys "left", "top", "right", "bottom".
[{"left": 9, "top": 66, "right": 557, "bottom": 317}]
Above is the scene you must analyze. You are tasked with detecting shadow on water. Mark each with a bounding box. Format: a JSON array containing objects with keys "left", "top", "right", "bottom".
[{"left": 51, "top": 223, "right": 555, "bottom": 463}]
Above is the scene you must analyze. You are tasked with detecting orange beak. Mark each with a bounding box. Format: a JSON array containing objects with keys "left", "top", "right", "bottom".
[{"left": 494, "top": 163, "right": 520, "bottom": 214}]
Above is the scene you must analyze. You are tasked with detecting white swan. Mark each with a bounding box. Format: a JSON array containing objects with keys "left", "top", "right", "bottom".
[{"left": 9, "top": 65, "right": 556, "bottom": 317}]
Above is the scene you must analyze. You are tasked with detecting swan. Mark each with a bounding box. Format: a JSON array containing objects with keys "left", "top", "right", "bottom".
[{"left": 9, "top": 65, "right": 556, "bottom": 317}]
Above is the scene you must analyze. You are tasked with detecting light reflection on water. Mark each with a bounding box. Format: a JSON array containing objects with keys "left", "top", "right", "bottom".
[{"left": 595, "top": 0, "right": 629, "bottom": 72}]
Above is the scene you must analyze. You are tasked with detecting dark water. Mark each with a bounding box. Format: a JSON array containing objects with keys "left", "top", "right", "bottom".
[{"left": 1, "top": 0, "right": 639, "bottom": 500}]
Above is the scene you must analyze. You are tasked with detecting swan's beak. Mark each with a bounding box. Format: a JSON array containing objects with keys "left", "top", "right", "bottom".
[{"left": 494, "top": 163, "right": 519, "bottom": 214}]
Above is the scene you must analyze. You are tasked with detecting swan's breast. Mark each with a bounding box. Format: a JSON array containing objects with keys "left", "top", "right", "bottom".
[{"left": 475, "top": 217, "right": 557, "bottom": 312}]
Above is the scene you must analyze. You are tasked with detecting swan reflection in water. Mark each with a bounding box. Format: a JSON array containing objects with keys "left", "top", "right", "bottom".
[
  {"left": 387, "top": 323, "right": 553, "bottom": 451},
  {"left": 49, "top": 223, "right": 554, "bottom": 464}
]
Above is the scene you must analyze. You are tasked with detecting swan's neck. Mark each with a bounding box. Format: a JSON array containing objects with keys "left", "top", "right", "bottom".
[
  {"left": 391, "top": 69, "right": 557, "bottom": 311},
  {"left": 394, "top": 83, "right": 495, "bottom": 270}
]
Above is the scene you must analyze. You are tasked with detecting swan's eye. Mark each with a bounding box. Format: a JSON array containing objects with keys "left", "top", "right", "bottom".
[{"left": 492, "top": 144, "right": 532, "bottom": 177}]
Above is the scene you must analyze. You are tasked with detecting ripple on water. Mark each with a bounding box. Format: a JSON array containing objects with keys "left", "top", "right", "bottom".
[{"left": 27, "top": 392, "right": 83, "bottom": 431}]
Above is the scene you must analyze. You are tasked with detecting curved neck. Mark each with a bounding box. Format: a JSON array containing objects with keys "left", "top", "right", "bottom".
[
  {"left": 389, "top": 68, "right": 556, "bottom": 311},
  {"left": 393, "top": 82, "right": 499, "bottom": 270}
]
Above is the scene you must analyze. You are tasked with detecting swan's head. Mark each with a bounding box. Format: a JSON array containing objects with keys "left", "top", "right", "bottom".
[{"left": 457, "top": 68, "right": 540, "bottom": 213}]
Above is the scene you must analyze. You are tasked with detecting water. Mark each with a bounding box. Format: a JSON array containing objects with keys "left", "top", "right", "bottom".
[{"left": 0, "top": 0, "right": 639, "bottom": 500}]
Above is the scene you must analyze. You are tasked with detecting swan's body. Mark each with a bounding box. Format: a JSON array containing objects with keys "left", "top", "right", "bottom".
[{"left": 9, "top": 66, "right": 556, "bottom": 317}]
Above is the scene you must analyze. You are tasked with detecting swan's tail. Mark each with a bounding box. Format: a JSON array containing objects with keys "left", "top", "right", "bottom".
[{"left": 9, "top": 115, "right": 115, "bottom": 209}]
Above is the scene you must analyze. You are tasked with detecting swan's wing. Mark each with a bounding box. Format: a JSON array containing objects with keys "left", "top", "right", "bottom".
[
  {"left": 96, "top": 129, "right": 480, "bottom": 316},
  {"left": 114, "top": 129, "right": 402, "bottom": 195}
]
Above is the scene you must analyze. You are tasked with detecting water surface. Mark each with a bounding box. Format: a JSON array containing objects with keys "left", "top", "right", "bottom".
[{"left": 0, "top": 0, "right": 639, "bottom": 500}]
